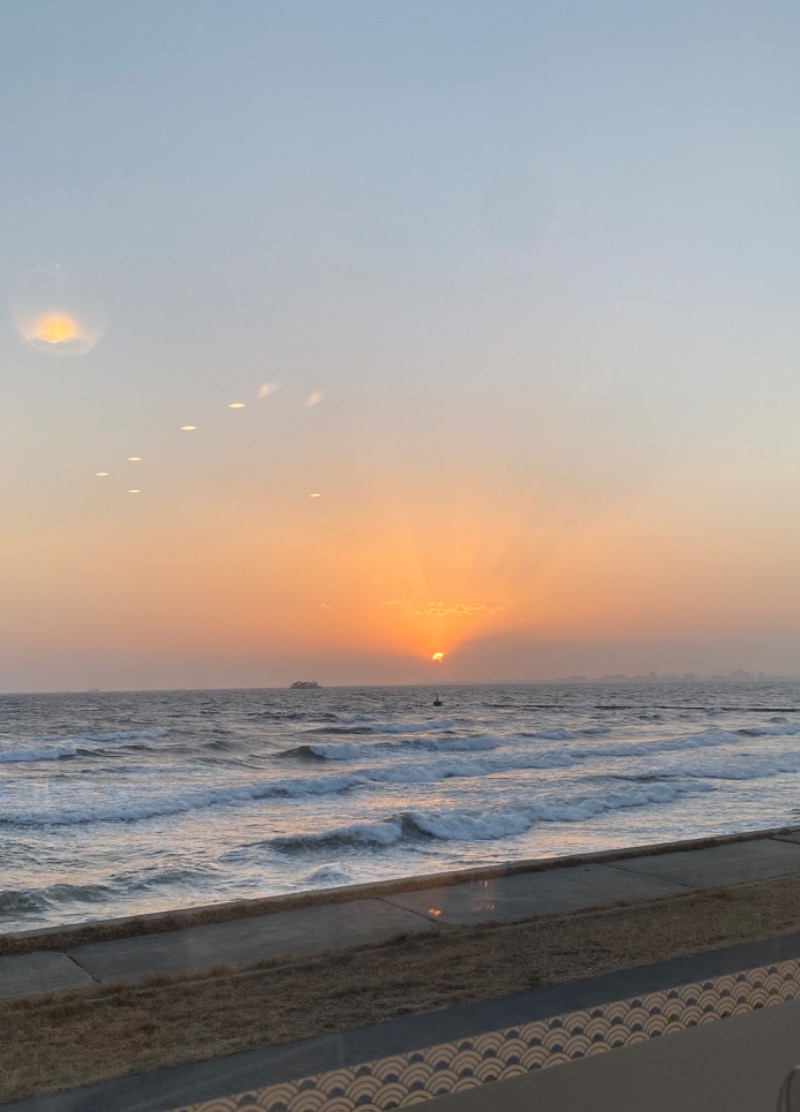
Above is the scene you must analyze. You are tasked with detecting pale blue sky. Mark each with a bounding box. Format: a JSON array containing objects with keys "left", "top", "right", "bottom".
[{"left": 1, "top": 1, "right": 799, "bottom": 688}]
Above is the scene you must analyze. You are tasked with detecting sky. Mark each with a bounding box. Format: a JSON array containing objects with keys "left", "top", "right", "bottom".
[{"left": 1, "top": 0, "right": 799, "bottom": 691}]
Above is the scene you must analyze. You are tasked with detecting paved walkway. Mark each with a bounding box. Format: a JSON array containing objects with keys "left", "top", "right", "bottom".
[
  {"left": 9, "top": 922, "right": 800, "bottom": 1111},
  {"left": 4, "top": 827, "right": 800, "bottom": 1000}
]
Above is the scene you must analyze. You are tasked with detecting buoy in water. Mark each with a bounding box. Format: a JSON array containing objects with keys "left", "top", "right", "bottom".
[{"left": 433, "top": 693, "right": 442, "bottom": 706}]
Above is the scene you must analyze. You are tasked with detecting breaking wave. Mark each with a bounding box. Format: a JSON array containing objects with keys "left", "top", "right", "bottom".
[
  {"left": 736, "top": 723, "right": 800, "bottom": 737},
  {"left": 0, "top": 745, "right": 77, "bottom": 764},
  {"left": 0, "top": 745, "right": 585, "bottom": 827},
  {"left": 0, "top": 729, "right": 167, "bottom": 765},
  {"left": 280, "top": 743, "right": 366, "bottom": 761},
  {"left": 272, "top": 781, "right": 715, "bottom": 853},
  {"left": 273, "top": 820, "right": 404, "bottom": 851},
  {"left": 0, "top": 882, "right": 114, "bottom": 916},
  {"left": 0, "top": 774, "right": 362, "bottom": 827},
  {"left": 299, "top": 864, "right": 354, "bottom": 887},
  {"left": 280, "top": 734, "right": 499, "bottom": 761},
  {"left": 581, "top": 729, "right": 742, "bottom": 761}
]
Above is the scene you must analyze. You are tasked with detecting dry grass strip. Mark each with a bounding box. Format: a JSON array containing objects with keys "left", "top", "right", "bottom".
[{"left": 5, "top": 875, "right": 800, "bottom": 1103}]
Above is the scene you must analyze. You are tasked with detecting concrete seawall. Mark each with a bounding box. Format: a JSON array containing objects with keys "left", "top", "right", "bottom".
[
  {"left": 8, "top": 822, "right": 800, "bottom": 1112},
  {"left": 7, "top": 820, "right": 800, "bottom": 949}
]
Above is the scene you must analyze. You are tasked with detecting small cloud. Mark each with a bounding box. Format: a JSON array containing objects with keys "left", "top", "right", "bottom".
[
  {"left": 95, "top": 472, "right": 109, "bottom": 477},
  {"left": 320, "top": 602, "right": 332, "bottom": 610},
  {"left": 418, "top": 602, "right": 506, "bottom": 618},
  {"left": 309, "top": 492, "right": 322, "bottom": 498},
  {"left": 127, "top": 457, "right": 142, "bottom": 462},
  {"left": 305, "top": 390, "right": 325, "bottom": 407},
  {"left": 381, "top": 598, "right": 405, "bottom": 606},
  {"left": 128, "top": 489, "right": 141, "bottom": 494},
  {"left": 180, "top": 425, "right": 197, "bottom": 431},
  {"left": 228, "top": 402, "right": 245, "bottom": 409},
  {"left": 258, "top": 382, "right": 280, "bottom": 399}
]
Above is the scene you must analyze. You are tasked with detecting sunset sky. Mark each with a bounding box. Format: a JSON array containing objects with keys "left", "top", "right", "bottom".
[{"left": 1, "top": 0, "right": 799, "bottom": 691}]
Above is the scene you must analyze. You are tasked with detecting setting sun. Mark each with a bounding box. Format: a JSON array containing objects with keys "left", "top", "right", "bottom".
[{"left": 432, "top": 652, "right": 445, "bottom": 663}]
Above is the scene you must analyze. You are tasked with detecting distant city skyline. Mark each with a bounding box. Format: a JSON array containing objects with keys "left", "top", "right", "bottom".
[{"left": 4, "top": 670, "right": 800, "bottom": 697}]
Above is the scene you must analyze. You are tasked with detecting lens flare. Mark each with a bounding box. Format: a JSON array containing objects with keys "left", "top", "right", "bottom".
[
  {"left": 180, "top": 425, "right": 197, "bottom": 431},
  {"left": 37, "top": 315, "right": 77, "bottom": 344},
  {"left": 12, "top": 263, "right": 107, "bottom": 357},
  {"left": 228, "top": 402, "right": 245, "bottom": 409}
]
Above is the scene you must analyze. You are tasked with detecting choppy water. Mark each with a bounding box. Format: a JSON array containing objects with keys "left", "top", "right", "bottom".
[{"left": 3, "top": 681, "right": 800, "bottom": 931}]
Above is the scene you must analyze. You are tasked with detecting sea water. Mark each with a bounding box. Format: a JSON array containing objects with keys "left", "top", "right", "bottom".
[{"left": 3, "top": 681, "right": 800, "bottom": 931}]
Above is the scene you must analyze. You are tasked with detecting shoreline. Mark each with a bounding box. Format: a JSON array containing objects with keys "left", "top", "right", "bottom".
[{"left": 5, "top": 821, "right": 800, "bottom": 955}]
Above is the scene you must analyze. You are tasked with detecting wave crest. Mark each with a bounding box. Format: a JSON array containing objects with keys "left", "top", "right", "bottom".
[{"left": 271, "top": 780, "right": 714, "bottom": 853}]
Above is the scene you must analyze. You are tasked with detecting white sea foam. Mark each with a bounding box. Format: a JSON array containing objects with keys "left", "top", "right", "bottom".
[
  {"left": 299, "top": 865, "right": 353, "bottom": 886},
  {"left": 407, "top": 783, "right": 713, "bottom": 841},
  {"left": 407, "top": 734, "right": 498, "bottom": 752},
  {"left": 681, "top": 750, "right": 800, "bottom": 782},
  {"left": 411, "top": 808, "right": 532, "bottom": 841},
  {"left": 74, "top": 729, "right": 168, "bottom": 744},
  {"left": 2, "top": 747, "right": 584, "bottom": 827},
  {"left": 0, "top": 728, "right": 167, "bottom": 764},
  {"left": 274, "top": 781, "right": 715, "bottom": 852},
  {"left": 581, "top": 729, "right": 741, "bottom": 761},
  {"left": 0, "top": 774, "right": 363, "bottom": 827},
  {"left": 275, "top": 820, "right": 403, "bottom": 851},
  {"left": 368, "top": 750, "right": 577, "bottom": 785},
  {"left": 0, "top": 745, "right": 77, "bottom": 763},
  {"left": 305, "top": 743, "right": 365, "bottom": 761},
  {"left": 302, "top": 734, "right": 500, "bottom": 761},
  {"left": 9, "top": 683, "right": 800, "bottom": 933},
  {"left": 737, "top": 722, "right": 800, "bottom": 737},
  {"left": 0, "top": 882, "right": 113, "bottom": 915},
  {"left": 365, "top": 719, "right": 455, "bottom": 734}
]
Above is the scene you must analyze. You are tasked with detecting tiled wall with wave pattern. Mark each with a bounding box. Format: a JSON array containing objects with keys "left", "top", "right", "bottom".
[{"left": 173, "top": 956, "right": 800, "bottom": 1112}]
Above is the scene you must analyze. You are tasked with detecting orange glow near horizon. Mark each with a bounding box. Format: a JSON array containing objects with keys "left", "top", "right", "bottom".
[
  {"left": 6, "top": 437, "right": 800, "bottom": 688},
  {"left": 4, "top": 481, "right": 800, "bottom": 687}
]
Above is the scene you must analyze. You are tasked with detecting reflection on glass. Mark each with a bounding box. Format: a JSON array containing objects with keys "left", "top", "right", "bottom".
[{"left": 11, "top": 263, "right": 107, "bottom": 357}]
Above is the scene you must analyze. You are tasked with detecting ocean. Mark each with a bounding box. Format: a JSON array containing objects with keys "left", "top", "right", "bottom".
[{"left": 3, "top": 681, "right": 800, "bottom": 932}]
